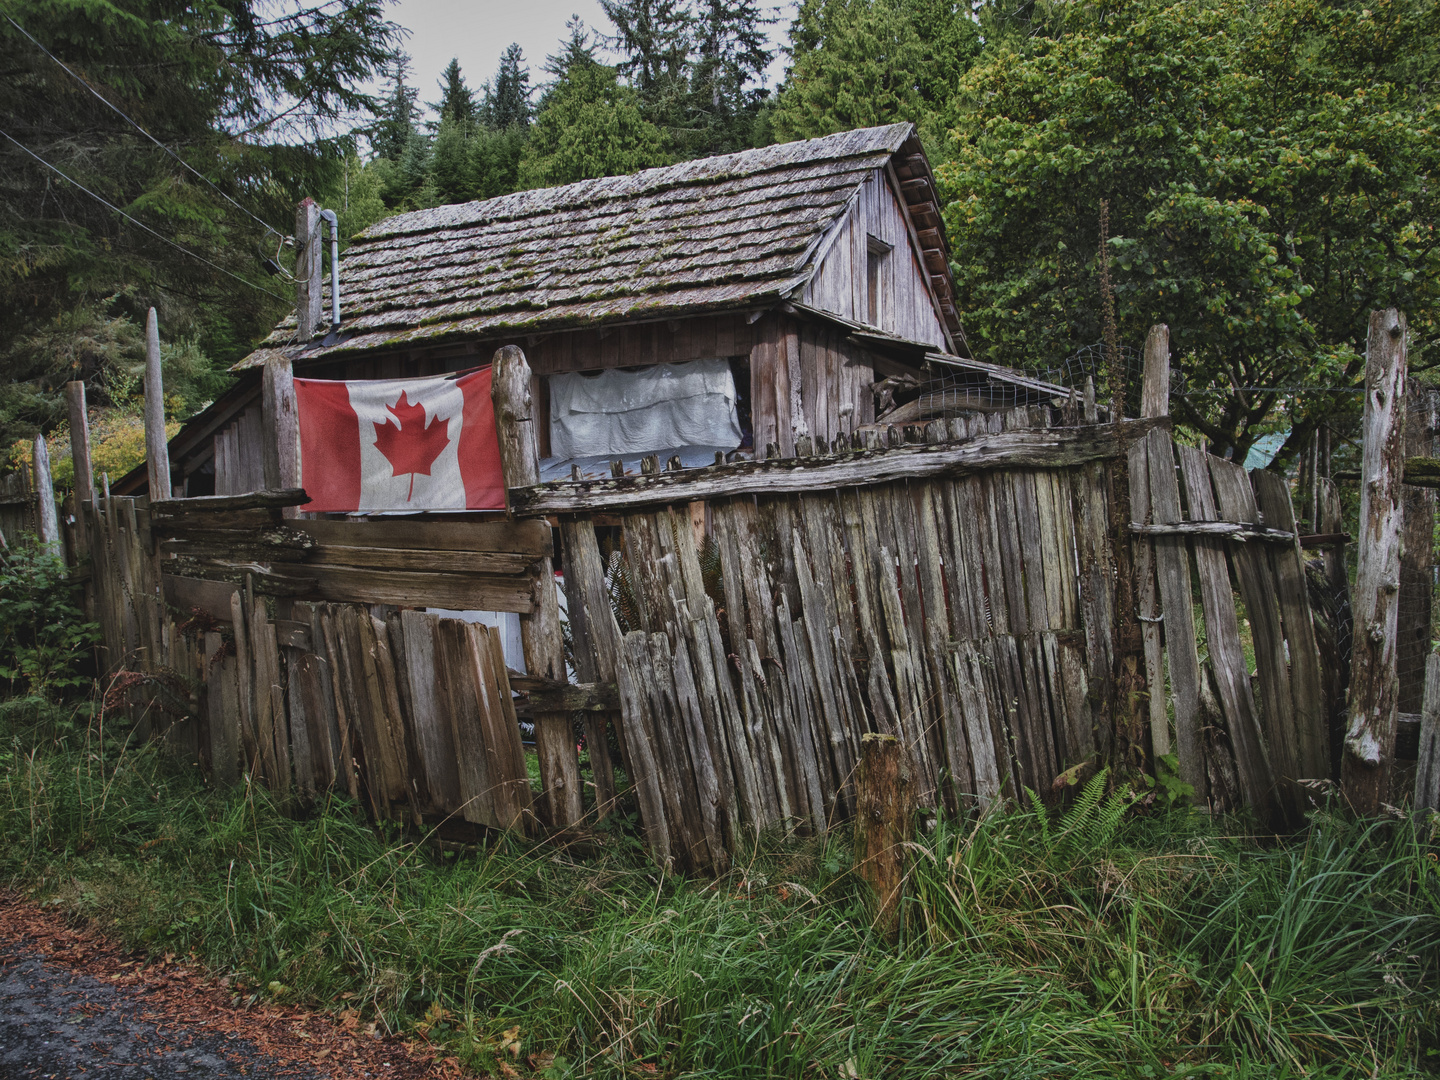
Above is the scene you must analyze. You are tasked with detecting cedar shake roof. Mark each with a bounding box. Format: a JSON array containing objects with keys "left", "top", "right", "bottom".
[{"left": 235, "top": 123, "right": 961, "bottom": 369}]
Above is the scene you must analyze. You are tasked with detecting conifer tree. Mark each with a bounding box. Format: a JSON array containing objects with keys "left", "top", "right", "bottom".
[
  {"left": 599, "top": 0, "right": 692, "bottom": 127},
  {"left": 373, "top": 56, "right": 420, "bottom": 159},
  {"left": 485, "top": 44, "right": 533, "bottom": 129},
  {"left": 688, "top": 0, "right": 774, "bottom": 153},
  {"left": 434, "top": 58, "right": 476, "bottom": 127}
]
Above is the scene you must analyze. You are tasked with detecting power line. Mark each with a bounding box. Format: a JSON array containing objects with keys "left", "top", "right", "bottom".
[
  {"left": 1, "top": 128, "right": 292, "bottom": 304},
  {"left": 4, "top": 13, "right": 286, "bottom": 239}
]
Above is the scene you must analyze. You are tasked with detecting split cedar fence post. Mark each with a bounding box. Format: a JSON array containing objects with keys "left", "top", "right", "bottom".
[
  {"left": 32, "top": 434, "right": 59, "bottom": 552},
  {"left": 1130, "top": 325, "right": 1170, "bottom": 761},
  {"left": 66, "top": 381, "right": 93, "bottom": 561},
  {"left": 1343, "top": 308, "right": 1407, "bottom": 815},
  {"left": 1416, "top": 652, "right": 1440, "bottom": 812},
  {"left": 262, "top": 356, "right": 300, "bottom": 517},
  {"left": 492, "top": 344, "right": 582, "bottom": 830},
  {"left": 66, "top": 380, "right": 96, "bottom": 617},
  {"left": 144, "top": 308, "right": 172, "bottom": 500},
  {"left": 1398, "top": 384, "right": 1438, "bottom": 714},
  {"left": 854, "top": 733, "right": 915, "bottom": 944}
]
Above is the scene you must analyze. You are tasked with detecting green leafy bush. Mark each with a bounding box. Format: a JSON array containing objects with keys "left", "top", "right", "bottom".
[{"left": 0, "top": 538, "right": 96, "bottom": 701}]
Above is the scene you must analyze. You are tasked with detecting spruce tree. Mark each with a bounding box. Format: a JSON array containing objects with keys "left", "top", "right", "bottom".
[
  {"left": 599, "top": 0, "right": 692, "bottom": 128},
  {"left": 434, "top": 59, "right": 476, "bottom": 127},
  {"left": 485, "top": 44, "right": 533, "bottom": 129},
  {"left": 688, "top": 0, "right": 774, "bottom": 153},
  {"left": 373, "top": 56, "right": 420, "bottom": 160},
  {"left": 543, "top": 16, "right": 600, "bottom": 82}
]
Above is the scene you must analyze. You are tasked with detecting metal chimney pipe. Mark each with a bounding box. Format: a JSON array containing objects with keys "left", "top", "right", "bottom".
[{"left": 319, "top": 208, "right": 340, "bottom": 333}]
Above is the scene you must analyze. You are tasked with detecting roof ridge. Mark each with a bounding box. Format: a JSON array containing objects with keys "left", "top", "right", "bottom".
[{"left": 360, "top": 123, "right": 914, "bottom": 242}]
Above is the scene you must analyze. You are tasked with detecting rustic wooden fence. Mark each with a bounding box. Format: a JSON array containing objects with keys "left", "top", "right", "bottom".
[
  {"left": 47, "top": 317, "right": 1438, "bottom": 875},
  {"left": 85, "top": 490, "right": 546, "bottom": 832}
]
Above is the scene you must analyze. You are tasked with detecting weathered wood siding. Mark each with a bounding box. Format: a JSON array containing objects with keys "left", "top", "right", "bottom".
[
  {"left": 749, "top": 314, "right": 878, "bottom": 457},
  {"left": 213, "top": 403, "right": 266, "bottom": 496},
  {"left": 801, "top": 169, "right": 949, "bottom": 351}
]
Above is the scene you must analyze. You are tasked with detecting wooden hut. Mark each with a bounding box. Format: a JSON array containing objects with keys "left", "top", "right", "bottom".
[{"left": 122, "top": 122, "right": 1061, "bottom": 498}]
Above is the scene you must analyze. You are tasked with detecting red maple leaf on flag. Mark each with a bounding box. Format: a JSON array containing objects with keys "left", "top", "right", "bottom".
[{"left": 373, "top": 390, "right": 451, "bottom": 500}]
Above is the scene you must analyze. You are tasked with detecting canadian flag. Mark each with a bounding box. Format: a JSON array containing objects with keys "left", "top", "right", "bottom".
[{"left": 293, "top": 367, "right": 506, "bottom": 513}]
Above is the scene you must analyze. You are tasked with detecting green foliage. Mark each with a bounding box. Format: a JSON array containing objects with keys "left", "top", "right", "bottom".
[
  {"left": 433, "top": 59, "right": 476, "bottom": 127},
  {"left": 0, "top": 0, "right": 402, "bottom": 448},
  {"left": 485, "top": 44, "right": 533, "bottom": 130},
  {"left": 0, "top": 540, "right": 96, "bottom": 700},
  {"left": 939, "top": 0, "right": 1440, "bottom": 462},
  {"left": 771, "top": 0, "right": 929, "bottom": 141},
  {"left": 520, "top": 60, "right": 667, "bottom": 187},
  {"left": 1, "top": 701, "right": 1435, "bottom": 1078}
]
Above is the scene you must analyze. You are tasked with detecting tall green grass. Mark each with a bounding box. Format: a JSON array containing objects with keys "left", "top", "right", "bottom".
[{"left": 2, "top": 697, "right": 1437, "bottom": 1078}]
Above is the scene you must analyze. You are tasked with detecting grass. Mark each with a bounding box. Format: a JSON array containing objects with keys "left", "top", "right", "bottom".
[{"left": 2, "top": 696, "right": 1439, "bottom": 1078}]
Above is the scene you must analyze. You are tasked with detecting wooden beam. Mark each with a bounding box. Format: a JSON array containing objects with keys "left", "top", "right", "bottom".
[
  {"left": 150, "top": 489, "right": 309, "bottom": 514},
  {"left": 492, "top": 344, "right": 580, "bottom": 829},
  {"left": 510, "top": 679, "right": 620, "bottom": 715},
  {"left": 295, "top": 198, "right": 323, "bottom": 343},
  {"left": 1128, "top": 521, "right": 1295, "bottom": 541},
  {"left": 508, "top": 418, "right": 1163, "bottom": 516},
  {"left": 1343, "top": 308, "right": 1407, "bottom": 816},
  {"left": 143, "top": 307, "right": 172, "bottom": 500},
  {"left": 1298, "top": 531, "right": 1350, "bottom": 548}
]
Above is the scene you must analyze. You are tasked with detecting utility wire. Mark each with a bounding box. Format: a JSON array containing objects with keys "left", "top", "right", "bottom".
[
  {"left": 5, "top": 13, "right": 286, "bottom": 239},
  {"left": 1, "top": 128, "right": 291, "bottom": 303}
]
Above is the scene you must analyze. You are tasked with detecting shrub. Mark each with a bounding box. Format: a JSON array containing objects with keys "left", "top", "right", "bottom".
[{"left": 0, "top": 537, "right": 96, "bottom": 701}]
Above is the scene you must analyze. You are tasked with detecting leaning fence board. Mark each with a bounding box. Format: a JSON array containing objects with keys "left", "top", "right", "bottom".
[
  {"left": 1176, "top": 446, "right": 1278, "bottom": 824},
  {"left": 1249, "top": 469, "right": 1328, "bottom": 782},
  {"left": 1208, "top": 457, "right": 1297, "bottom": 808},
  {"left": 1416, "top": 653, "right": 1440, "bottom": 811},
  {"left": 1128, "top": 436, "right": 1169, "bottom": 758},
  {"left": 204, "top": 631, "right": 239, "bottom": 787},
  {"left": 400, "top": 611, "right": 463, "bottom": 812},
  {"left": 1143, "top": 429, "right": 1206, "bottom": 796}
]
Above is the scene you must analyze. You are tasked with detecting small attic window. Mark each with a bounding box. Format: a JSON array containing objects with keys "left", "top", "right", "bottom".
[{"left": 866, "top": 234, "right": 893, "bottom": 327}]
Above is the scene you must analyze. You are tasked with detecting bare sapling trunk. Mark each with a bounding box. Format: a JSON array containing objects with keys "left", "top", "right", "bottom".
[
  {"left": 1343, "top": 309, "right": 1407, "bottom": 816},
  {"left": 854, "top": 733, "right": 916, "bottom": 944}
]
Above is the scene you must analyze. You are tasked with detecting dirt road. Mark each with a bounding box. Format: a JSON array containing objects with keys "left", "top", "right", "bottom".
[{"left": 0, "top": 896, "right": 455, "bottom": 1079}]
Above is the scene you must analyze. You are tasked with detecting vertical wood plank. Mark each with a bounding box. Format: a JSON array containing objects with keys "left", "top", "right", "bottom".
[
  {"left": 1145, "top": 429, "right": 1205, "bottom": 795},
  {"left": 262, "top": 356, "right": 300, "bottom": 518},
  {"left": 1209, "top": 458, "right": 1298, "bottom": 805},
  {"left": 1176, "top": 445, "right": 1278, "bottom": 824},
  {"left": 492, "top": 344, "right": 581, "bottom": 829},
  {"left": 1415, "top": 652, "right": 1440, "bottom": 811},
  {"left": 1250, "top": 469, "right": 1329, "bottom": 783},
  {"left": 31, "top": 435, "right": 60, "bottom": 551}
]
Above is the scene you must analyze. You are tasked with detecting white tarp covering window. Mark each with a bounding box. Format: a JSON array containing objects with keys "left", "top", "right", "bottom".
[{"left": 548, "top": 358, "right": 743, "bottom": 460}]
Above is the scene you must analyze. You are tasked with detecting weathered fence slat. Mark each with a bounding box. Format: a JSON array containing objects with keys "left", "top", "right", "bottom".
[
  {"left": 1143, "top": 430, "right": 1205, "bottom": 796},
  {"left": 1177, "top": 445, "right": 1279, "bottom": 825}
]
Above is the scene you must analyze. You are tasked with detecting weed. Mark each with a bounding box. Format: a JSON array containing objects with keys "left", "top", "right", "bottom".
[{"left": 1, "top": 702, "right": 1436, "bottom": 1078}]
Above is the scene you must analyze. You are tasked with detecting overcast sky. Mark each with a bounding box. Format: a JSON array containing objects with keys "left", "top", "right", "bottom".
[{"left": 384, "top": 0, "right": 794, "bottom": 120}]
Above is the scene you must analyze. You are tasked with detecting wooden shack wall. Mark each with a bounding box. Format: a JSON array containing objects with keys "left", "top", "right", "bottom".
[
  {"left": 801, "top": 168, "right": 949, "bottom": 351},
  {"left": 749, "top": 314, "right": 879, "bottom": 456},
  {"left": 188, "top": 309, "right": 898, "bottom": 491}
]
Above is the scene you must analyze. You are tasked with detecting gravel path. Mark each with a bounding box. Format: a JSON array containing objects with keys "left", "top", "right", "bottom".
[
  {"left": 0, "top": 944, "right": 314, "bottom": 1078},
  {"left": 0, "top": 895, "right": 456, "bottom": 1080}
]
